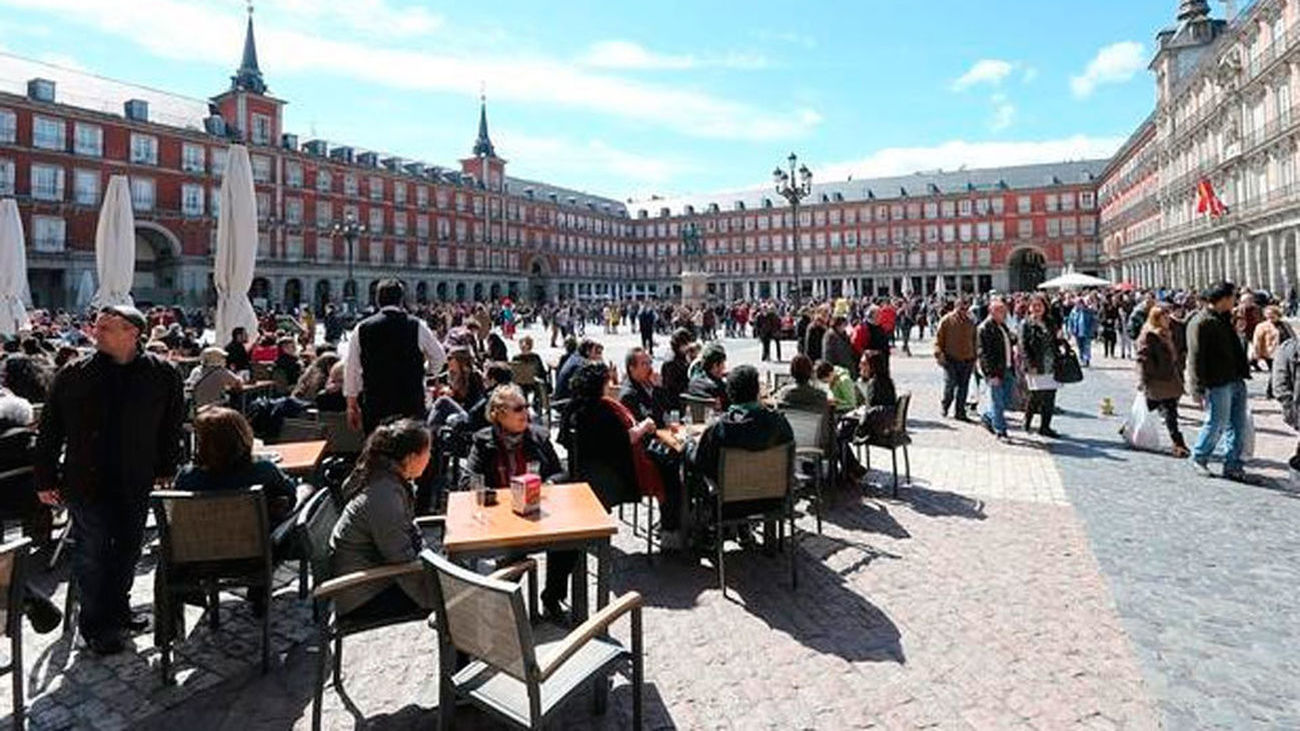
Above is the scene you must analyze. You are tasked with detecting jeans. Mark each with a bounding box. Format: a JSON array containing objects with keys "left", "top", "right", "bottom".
[
  {"left": 69, "top": 495, "right": 150, "bottom": 641},
  {"left": 1076, "top": 336, "right": 1092, "bottom": 367},
  {"left": 982, "top": 369, "right": 1015, "bottom": 435},
  {"left": 1192, "top": 380, "right": 1248, "bottom": 471},
  {"left": 1147, "top": 397, "right": 1187, "bottom": 449},
  {"left": 941, "top": 360, "right": 974, "bottom": 414}
]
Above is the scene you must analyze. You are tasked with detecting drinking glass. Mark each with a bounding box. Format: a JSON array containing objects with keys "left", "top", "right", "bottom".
[
  {"left": 526, "top": 460, "right": 541, "bottom": 476},
  {"left": 667, "top": 410, "right": 681, "bottom": 431},
  {"left": 470, "top": 474, "right": 487, "bottom": 522}
]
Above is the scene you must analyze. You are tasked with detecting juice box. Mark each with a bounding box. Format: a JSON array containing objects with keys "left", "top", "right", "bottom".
[{"left": 510, "top": 473, "right": 542, "bottom": 516}]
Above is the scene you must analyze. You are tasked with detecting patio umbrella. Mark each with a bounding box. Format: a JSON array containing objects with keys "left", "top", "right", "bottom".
[
  {"left": 75, "top": 270, "right": 96, "bottom": 311},
  {"left": 213, "top": 144, "right": 259, "bottom": 346},
  {"left": 91, "top": 175, "right": 136, "bottom": 308},
  {"left": 0, "top": 198, "right": 30, "bottom": 336},
  {"left": 1037, "top": 265, "right": 1111, "bottom": 291}
]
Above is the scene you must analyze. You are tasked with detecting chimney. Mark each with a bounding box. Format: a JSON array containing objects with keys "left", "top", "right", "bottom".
[
  {"left": 124, "top": 99, "right": 149, "bottom": 122},
  {"left": 26, "top": 78, "right": 55, "bottom": 103}
]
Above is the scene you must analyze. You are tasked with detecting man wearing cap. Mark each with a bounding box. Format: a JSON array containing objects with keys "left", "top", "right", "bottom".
[
  {"left": 1186, "top": 282, "right": 1252, "bottom": 480},
  {"left": 35, "top": 305, "right": 185, "bottom": 654}
]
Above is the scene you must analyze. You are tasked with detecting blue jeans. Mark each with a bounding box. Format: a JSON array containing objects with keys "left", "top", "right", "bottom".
[
  {"left": 1076, "top": 336, "right": 1092, "bottom": 366},
  {"left": 1192, "top": 380, "right": 1248, "bottom": 471},
  {"left": 982, "top": 369, "right": 1015, "bottom": 435},
  {"left": 69, "top": 495, "right": 150, "bottom": 641}
]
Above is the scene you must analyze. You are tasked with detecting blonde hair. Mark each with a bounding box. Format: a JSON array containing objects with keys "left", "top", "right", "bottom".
[
  {"left": 487, "top": 384, "right": 527, "bottom": 427},
  {"left": 1143, "top": 304, "right": 1169, "bottom": 336}
]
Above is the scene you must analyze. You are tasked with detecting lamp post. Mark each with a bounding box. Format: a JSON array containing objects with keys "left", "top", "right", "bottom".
[
  {"left": 773, "top": 152, "right": 812, "bottom": 309},
  {"left": 332, "top": 212, "right": 366, "bottom": 311}
]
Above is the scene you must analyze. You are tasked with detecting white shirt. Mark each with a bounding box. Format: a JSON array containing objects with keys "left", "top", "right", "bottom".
[{"left": 343, "top": 307, "right": 447, "bottom": 399}]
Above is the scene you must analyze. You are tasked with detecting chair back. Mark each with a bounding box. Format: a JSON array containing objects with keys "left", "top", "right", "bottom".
[
  {"left": 718, "top": 443, "right": 795, "bottom": 504},
  {"left": 509, "top": 361, "right": 537, "bottom": 387},
  {"left": 319, "top": 410, "right": 366, "bottom": 455},
  {"left": 0, "top": 427, "right": 36, "bottom": 487},
  {"left": 153, "top": 488, "right": 271, "bottom": 564},
  {"left": 252, "top": 362, "right": 275, "bottom": 384},
  {"left": 891, "top": 392, "right": 912, "bottom": 435},
  {"left": 421, "top": 550, "right": 536, "bottom": 682},
  {"left": 0, "top": 537, "right": 31, "bottom": 640},
  {"left": 679, "top": 393, "right": 714, "bottom": 424},
  {"left": 296, "top": 488, "right": 340, "bottom": 586},
  {"left": 781, "top": 405, "right": 834, "bottom": 456},
  {"left": 279, "top": 417, "right": 327, "bottom": 443}
]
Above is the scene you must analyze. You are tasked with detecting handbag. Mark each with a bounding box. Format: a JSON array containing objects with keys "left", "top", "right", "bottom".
[{"left": 1053, "top": 343, "right": 1084, "bottom": 384}]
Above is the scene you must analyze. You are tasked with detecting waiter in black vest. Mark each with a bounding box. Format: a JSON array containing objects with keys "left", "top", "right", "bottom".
[{"left": 344, "top": 279, "right": 447, "bottom": 433}]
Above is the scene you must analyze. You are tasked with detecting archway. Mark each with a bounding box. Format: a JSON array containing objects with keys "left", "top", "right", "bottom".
[
  {"left": 455, "top": 282, "right": 467, "bottom": 301},
  {"left": 508, "top": 281, "right": 520, "bottom": 300},
  {"left": 314, "top": 279, "right": 331, "bottom": 312},
  {"left": 527, "top": 257, "right": 551, "bottom": 304},
  {"left": 436, "top": 282, "right": 448, "bottom": 301},
  {"left": 283, "top": 278, "right": 303, "bottom": 309},
  {"left": 415, "top": 281, "right": 428, "bottom": 304},
  {"left": 250, "top": 277, "right": 271, "bottom": 308},
  {"left": 1008, "top": 247, "right": 1047, "bottom": 293},
  {"left": 489, "top": 283, "right": 501, "bottom": 300},
  {"left": 342, "top": 279, "right": 358, "bottom": 303},
  {"left": 473, "top": 283, "right": 485, "bottom": 301},
  {"left": 133, "top": 223, "right": 181, "bottom": 305}
]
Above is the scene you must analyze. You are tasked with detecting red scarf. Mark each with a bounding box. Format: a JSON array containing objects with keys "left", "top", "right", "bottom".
[{"left": 601, "top": 396, "right": 665, "bottom": 502}]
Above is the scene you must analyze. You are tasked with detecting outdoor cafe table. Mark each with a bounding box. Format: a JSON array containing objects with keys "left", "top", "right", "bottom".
[
  {"left": 442, "top": 482, "right": 619, "bottom": 707},
  {"left": 653, "top": 423, "right": 707, "bottom": 453},
  {"left": 259, "top": 439, "right": 327, "bottom": 477}
]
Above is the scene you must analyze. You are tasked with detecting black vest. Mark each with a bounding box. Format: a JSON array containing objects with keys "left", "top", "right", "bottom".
[{"left": 357, "top": 308, "right": 426, "bottom": 430}]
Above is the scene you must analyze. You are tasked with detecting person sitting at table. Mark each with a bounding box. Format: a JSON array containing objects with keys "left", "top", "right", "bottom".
[
  {"left": 660, "top": 329, "right": 694, "bottom": 413},
  {"left": 173, "top": 406, "right": 308, "bottom": 549},
  {"left": 774, "top": 355, "right": 826, "bottom": 411},
  {"left": 271, "top": 337, "right": 303, "bottom": 395},
  {"left": 853, "top": 350, "right": 898, "bottom": 441},
  {"left": 619, "top": 347, "right": 669, "bottom": 427},
  {"left": 509, "top": 335, "right": 548, "bottom": 409},
  {"left": 687, "top": 343, "right": 729, "bottom": 409},
  {"left": 460, "top": 386, "right": 571, "bottom": 620},
  {"left": 465, "top": 361, "right": 515, "bottom": 432},
  {"left": 187, "top": 347, "right": 243, "bottom": 410},
  {"left": 290, "top": 351, "right": 339, "bottom": 403},
  {"left": 250, "top": 333, "right": 279, "bottom": 364},
  {"left": 554, "top": 338, "right": 603, "bottom": 401},
  {"left": 314, "top": 361, "right": 347, "bottom": 413},
  {"left": 560, "top": 361, "right": 658, "bottom": 511},
  {"left": 330, "top": 419, "right": 437, "bottom": 619},
  {"left": 225, "top": 327, "right": 252, "bottom": 375},
  {"left": 429, "top": 348, "right": 487, "bottom": 428},
  {"left": 618, "top": 348, "right": 688, "bottom": 548},
  {"left": 815, "top": 359, "right": 860, "bottom": 412}
]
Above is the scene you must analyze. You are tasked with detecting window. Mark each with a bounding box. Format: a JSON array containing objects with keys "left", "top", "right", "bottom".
[
  {"left": 1079, "top": 191, "right": 1095, "bottom": 209},
  {"left": 211, "top": 187, "right": 221, "bottom": 218},
  {"left": 316, "top": 200, "right": 333, "bottom": 228},
  {"left": 368, "top": 176, "right": 383, "bottom": 201},
  {"left": 130, "top": 177, "right": 155, "bottom": 211},
  {"left": 1018, "top": 195, "right": 1032, "bottom": 214},
  {"left": 31, "top": 164, "right": 64, "bottom": 201},
  {"left": 394, "top": 183, "right": 406, "bottom": 206},
  {"left": 0, "top": 109, "right": 14, "bottom": 143},
  {"left": 958, "top": 199, "right": 972, "bottom": 217},
  {"left": 394, "top": 212, "right": 407, "bottom": 236},
  {"left": 212, "top": 148, "right": 228, "bottom": 177},
  {"left": 959, "top": 223, "right": 972, "bottom": 242},
  {"left": 1018, "top": 219, "right": 1033, "bottom": 239},
  {"left": 1044, "top": 194, "right": 1058, "bottom": 212},
  {"left": 33, "top": 116, "right": 65, "bottom": 150},
  {"left": 1081, "top": 216, "right": 1097, "bottom": 235},
  {"left": 924, "top": 202, "right": 938, "bottom": 219},
  {"left": 416, "top": 214, "right": 429, "bottom": 238},
  {"left": 251, "top": 155, "right": 271, "bottom": 182},
  {"left": 416, "top": 186, "right": 428, "bottom": 208},
  {"left": 286, "top": 162, "right": 303, "bottom": 187},
  {"left": 286, "top": 197, "right": 302, "bottom": 225},
  {"left": 976, "top": 222, "right": 990, "bottom": 241},
  {"left": 992, "top": 221, "right": 1005, "bottom": 240},
  {"left": 317, "top": 169, "right": 332, "bottom": 193},
  {"left": 940, "top": 200, "right": 955, "bottom": 218},
  {"left": 991, "top": 198, "right": 1005, "bottom": 215},
  {"left": 1046, "top": 218, "right": 1060, "bottom": 238},
  {"left": 181, "top": 183, "right": 204, "bottom": 217},
  {"left": 251, "top": 114, "right": 272, "bottom": 145},
  {"left": 0, "top": 159, "right": 12, "bottom": 195},
  {"left": 344, "top": 174, "right": 358, "bottom": 197},
  {"left": 182, "top": 143, "right": 205, "bottom": 173},
  {"left": 32, "top": 216, "right": 65, "bottom": 253},
  {"left": 1060, "top": 193, "right": 1075, "bottom": 212},
  {"left": 73, "top": 169, "right": 99, "bottom": 205},
  {"left": 74, "top": 123, "right": 103, "bottom": 156},
  {"left": 130, "top": 134, "right": 158, "bottom": 165},
  {"left": 368, "top": 207, "right": 384, "bottom": 234},
  {"left": 1061, "top": 216, "right": 1077, "bottom": 236}
]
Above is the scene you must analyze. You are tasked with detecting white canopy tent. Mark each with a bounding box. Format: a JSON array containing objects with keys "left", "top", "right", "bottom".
[
  {"left": 214, "top": 144, "right": 260, "bottom": 346},
  {"left": 0, "top": 198, "right": 31, "bottom": 336},
  {"left": 91, "top": 175, "right": 136, "bottom": 308},
  {"left": 1037, "top": 265, "right": 1110, "bottom": 291}
]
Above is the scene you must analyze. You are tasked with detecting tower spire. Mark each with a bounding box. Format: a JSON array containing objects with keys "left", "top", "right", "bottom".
[
  {"left": 232, "top": 1, "right": 268, "bottom": 94},
  {"left": 472, "top": 87, "right": 497, "bottom": 158}
]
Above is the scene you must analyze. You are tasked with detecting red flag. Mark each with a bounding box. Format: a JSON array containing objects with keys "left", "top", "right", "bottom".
[{"left": 1196, "top": 179, "right": 1229, "bottom": 218}]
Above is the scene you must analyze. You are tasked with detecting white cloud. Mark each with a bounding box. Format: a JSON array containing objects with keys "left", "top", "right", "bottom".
[
  {"left": 580, "top": 40, "right": 767, "bottom": 71},
  {"left": 37, "top": 52, "right": 84, "bottom": 71},
  {"left": 815, "top": 136, "right": 1124, "bottom": 182},
  {"left": 952, "top": 59, "right": 1014, "bottom": 91},
  {"left": 494, "top": 131, "right": 695, "bottom": 196},
  {"left": 0, "top": 0, "right": 813, "bottom": 142},
  {"left": 263, "top": 0, "right": 443, "bottom": 39},
  {"left": 990, "top": 95, "right": 1015, "bottom": 131},
  {"left": 1022, "top": 66, "right": 1039, "bottom": 84},
  {"left": 1070, "top": 41, "right": 1145, "bottom": 98}
]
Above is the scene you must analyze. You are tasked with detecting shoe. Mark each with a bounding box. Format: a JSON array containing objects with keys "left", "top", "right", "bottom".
[
  {"left": 85, "top": 634, "right": 126, "bottom": 656},
  {"left": 541, "top": 596, "right": 571, "bottom": 627},
  {"left": 954, "top": 412, "right": 971, "bottom": 423},
  {"left": 996, "top": 432, "right": 1010, "bottom": 442},
  {"left": 1024, "top": 417, "right": 1034, "bottom": 433},
  {"left": 122, "top": 611, "right": 150, "bottom": 635},
  {"left": 940, "top": 402, "right": 950, "bottom": 418},
  {"left": 1191, "top": 458, "right": 1213, "bottom": 477},
  {"left": 1171, "top": 445, "right": 1190, "bottom": 459},
  {"left": 979, "top": 415, "right": 995, "bottom": 434},
  {"left": 24, "top": 593, "right": 63, "bottom": 634},
  {"left": 1223, "top": 467, "right": 1248, "bottom": 482},
  {"left": 1039, "top": 428, "right": 1060, "bottom": 439}
]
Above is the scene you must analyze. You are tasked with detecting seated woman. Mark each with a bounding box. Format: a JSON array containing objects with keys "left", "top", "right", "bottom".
[
  {"left": 660, "top": 328, "right": 695, "bottom": 413},
  {"left": 687, "top": 344, "right": 729, "bottom": 409},
  {"left": 329, "top": 419, "right": 437, "bottom": 619},
  {"left": 774, "top": 355, "right": 826, "bottom": 411},
  {"left": 428, "top": 348, "right": 486, "bottom": 428},
  {"left": 314, "top": 361, "right": 348, "bottom": 413},
  {"left": 854, "top": 350, "right": 898, "bottom": 441},
  {"left": 187, "top": 347, "right": 243, "bottom": 410},
  {"left": 461, "top": 386, "right": 570, "bottom": 617},
  {"left": 271, "top": 337, "right": 303, "bottom": 394},
  {"left": 291, "top": 351, "right": 340, "bottom": 403},
  {"left": 173, "top": 406, "right": 307, "bottom": 543}
]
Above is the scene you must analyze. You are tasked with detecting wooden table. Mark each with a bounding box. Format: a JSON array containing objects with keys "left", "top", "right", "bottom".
[
  {"left": 654, "top": 423, "right": 707, "bottom": 453},
  {"left": 261, "top": 440, "right": 327, "bottom": 477},
  {"left": 443, "top": 482, "right": 618, "bottom": 706}
]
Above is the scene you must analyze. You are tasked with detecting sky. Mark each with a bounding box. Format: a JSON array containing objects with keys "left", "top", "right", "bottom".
[{"left": 0, "top": 0, "right": 1216, "bottom": 202}]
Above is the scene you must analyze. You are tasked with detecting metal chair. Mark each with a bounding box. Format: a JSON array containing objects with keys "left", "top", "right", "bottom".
[
  {"left": 422, "top": 550, "right": 644, "bottom": 730},
  {"left": 702, "top": 443, "right": 797, "bottom": 596},
  {"left": 678, "top": 393, "right": 716, "bottom": 424},
  {"left": 278, "top": 417, "right": 327, "bottom": 444},
  {"left": 852, "top": 392, "right": 912, "bottom": 498},
  {"left": 152, "top": 487, "right": 274, "bottom": 685},
  {"left": 0, "top": 537, "right": 31, "bottom": 730},
  {"left": 781, "top": 405, "right": 835, "bottom": 534},
  {"left": 318, "top": 410, "right": 366, "bottom": 457},
  {"left": 509, "top": 360, "right": 551, "bottom": 429}
]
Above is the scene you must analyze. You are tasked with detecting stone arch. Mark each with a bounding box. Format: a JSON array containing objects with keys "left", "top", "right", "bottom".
[
  {"left": 133, "top": 222, "right": 182, "bottom": 305},
  {"left": 284, "top": 278, "right": 303, "bottom": 308},
  {"left": 436, "top": 281, "right": 448, "bottom": 301},
  {"left": 415, "top": 281, "right": 429, "bottom": 304},
  {"left": 489, "top": 283, "right": 502, "bottom": 300},
  {"left": 250, "top": 276, "right": 271, "bottom": 305},
  {"left": 455, "top": 282, "right": 467, "bottom": 301},
  {"left": 1007, "top": 245, "right": 1048, "bottom": 293},
  {"left": 473, "top": 282, "right": 485, "bottom": 301},
  {"left": 314, "top": 279, "right": 332, "bottom": 312}
]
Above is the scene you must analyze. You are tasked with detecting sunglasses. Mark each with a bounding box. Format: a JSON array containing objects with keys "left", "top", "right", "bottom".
[{"left": 505, "top": 403, "right": 530, "bottom": 414}]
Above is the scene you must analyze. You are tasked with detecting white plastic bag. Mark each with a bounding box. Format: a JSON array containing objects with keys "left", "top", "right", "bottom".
[{"left": 1123, "top": 396, "right": 1167, "bottom": 451}]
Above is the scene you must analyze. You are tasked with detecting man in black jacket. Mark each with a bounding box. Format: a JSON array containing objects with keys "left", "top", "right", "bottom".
[
  {"left": 976, "top": 298, "right": 1015, "bottom": 440},
  {"left": 1187, "top": 282, "right": 1251, "bottom": 480},
  {"left": 619, "top": 347, "right": 668, "bottom": 427},
  {"left": 35, "top": 305, "right": 185, "bottom": 654},
  {"left": 637, "top": 306, "right": 656, "bottom": 354}
]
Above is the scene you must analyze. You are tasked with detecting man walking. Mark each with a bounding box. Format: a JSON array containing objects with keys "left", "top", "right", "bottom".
[
  {"left": 1067, "top": 296, "right": 1098, "bottom": 367},
  {"left": 638, "top": 304, "right": 656, "bottom": 354},
  {"left": 35, "top": 306, "right": 185, "bottom": 654},
  {"left": 345, "top": 279, "right": 446, "bottom": 433},
  {"left": 1187, "top": 282, "right": 1251, "bottom": 480},
  {"left": 977, "top": 298, "right": 1016, "bottom": 441},
  {"left": 934, "top": 298, "right": 978, "bottom": 421}
]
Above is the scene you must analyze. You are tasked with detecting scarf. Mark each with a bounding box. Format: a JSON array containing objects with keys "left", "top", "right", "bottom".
[
  {"left": 601, "top": 396, "right": 665, "bottom": 502},
  {"left": 492, "top": 427, "right": 528, "bottom": 488}
]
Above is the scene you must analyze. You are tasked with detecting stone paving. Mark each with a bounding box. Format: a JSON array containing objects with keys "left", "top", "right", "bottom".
[{"left": 1, "top": 322, "right": 1296, "bottom": 729}]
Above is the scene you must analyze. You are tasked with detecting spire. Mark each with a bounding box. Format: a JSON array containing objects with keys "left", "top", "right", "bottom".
[
  {"left": 472, "top": 90, "right": 496, "bottom": 158},
  {"left": 1177, "top": 0, "right": 1210, "bottom": 22},
  {"left": 231, "top": 2, "right": 268, "bottom": 94}
]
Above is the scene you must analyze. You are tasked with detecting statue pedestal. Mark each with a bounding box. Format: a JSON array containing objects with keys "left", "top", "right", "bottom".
[{"left": 680, "top": 270, "right": 711, "bottom": 306}]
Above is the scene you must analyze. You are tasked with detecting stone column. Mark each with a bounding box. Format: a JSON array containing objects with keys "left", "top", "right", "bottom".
[{"left": 1268, "top": 232, "right": 1280, "bottom": 292}]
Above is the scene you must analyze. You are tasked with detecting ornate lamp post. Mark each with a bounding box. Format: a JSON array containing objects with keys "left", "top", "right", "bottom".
[
  {"left": 332, "top": 212, "right": 366, "bottom": 310},
  {"left": 773, "top": 152, "right": 812, "bottom": 308}
]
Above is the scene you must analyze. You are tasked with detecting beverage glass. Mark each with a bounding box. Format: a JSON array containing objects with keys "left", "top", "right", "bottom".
[
  {"left": 667, "top": 410, "right": 681, "bottom": 432},
  {"left": 470, "top": 474, "right": 487, "bottom": 522},
  {"left": 526, "top": 460, "right": 541, "bottom": 477}
]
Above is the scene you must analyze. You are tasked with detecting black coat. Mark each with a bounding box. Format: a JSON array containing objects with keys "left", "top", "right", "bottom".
[
  {"left": 1018, "top": 319, "right": 1056, "bottom": 375},
  {"left": 977, "top": 318, "right": 1015, "bottom": 378},
  {"left": 660, "top": 357, "right": 689, "bottom": 411},
  {"left": 461, "top": 425, "right": 564, "bottom": 490},
  {"left": 688, "top": 406, "right": 794, "bottom": 485},
  {"left": 560, "top": 401, "right": 638, "bottom": 508},
  {"left": 619, "top": 380, "right": 669, "bottom": 428},
  {"left": 1186, "top": 308, "right": 1250, "bottom": 397}
]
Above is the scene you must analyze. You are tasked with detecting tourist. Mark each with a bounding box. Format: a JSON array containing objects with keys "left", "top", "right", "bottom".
[
  {"left": 815, "top": 359, "right": 859, "bottom": 412},
  {"left": 250, "top": 333, "right": 279, "bottom": 363},
  {"left": 187, "top": 347, "right": 243, "bottom": 410},
  {"left": 660, "top": 329, "right": 694, "bottom": 413},
  {"left": 271, "top": 336, "right": 303, "bottom": 394},
  {"left": 774, "top": 355, "right": 826, "bottom": 411},
  {"left": 428, "top": 348, "right": 486, "bottom": 428},
  {"left": 1066, "top": 296, "right": 1098, "bottom": 367},
  {"left": 1135, "top": 305, "right": 1189, "bottom": 458},
  {"left": 638, "top": 304, "right": 656, "bottom": 353},
  {"left": 225, "top": 326, "right": 252, "bottom": 374},
  {"left": 1187, "top": 282, "right": 1251, "bottom": 480},
  {"left": 1252, "top": 305, "right": 1293, "bottom": 399},
  {"left": 34, "top": 305, "right": 185, "bottom": 654},
  {"left": 977, "top": 298, "right": 1016, "bottom": 441},
  {"left": 0, "top": 353, "right": 52, "bottom": 403},
  {"left": 509, "top": 335, "right": 548, "bottom": 409},
  {"left": 315, "top": 361, "right": 347, "bottom": 413},
  {"left": 803, "top": 310, "right": 827, "bottom": 362},
  {"left": 934, "top": 298, "right": 977, "bottom": 421},
  {"left": 852, "top": 350, "right": 898, "bottom": 442},
  {"left": 1020, "top": 295, "right": 1061, "bottom": 438},
  {"left": 554, "top": 338, "right": 603, "bottom": 401},
  {"left": 821, "top": 315, "right": 857, "bottom": 372},
  {"left": 688, "top": 343, "right": 729, "bottom": 409},
  {"left": 756, "top": 305, "right": 783, "bottom": 362},
  {"left": 290, "top": 351, "right": 340, "bottom": 403}
]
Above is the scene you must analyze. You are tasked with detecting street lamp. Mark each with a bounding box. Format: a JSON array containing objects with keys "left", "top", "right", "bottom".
[
  {"left": 331, "top": 212, "right": 366, "bottom": 311},
  {"left": 774, "top": 152, "right": 812, "bottom": 308}
]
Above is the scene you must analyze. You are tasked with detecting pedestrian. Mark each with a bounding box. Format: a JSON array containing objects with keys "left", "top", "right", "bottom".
[
  {"left": 638, "top": 305, "right": 656, "bottom": 354},
  {"left": 1100, "top": 300, "right": 1119, "bottom": 358},
  {"left": 1066, "top": 296, "right": 1098, "bottom": 367},
  {"left": 1019, "top": 295, "right": 1060, "bottom": 438},
  {"left": 34, "top": 305, "right": 185, "bottom": 654},
  {"left": 934, "top": 298, "right": 977, "bottom": 421},
  {"left": 821, "top": 315, "right": 857, "bottom": 372},
  {"left": 977, "top": 298, "right": 1016, "bottom": 441},
  {"left": 1136, "top": 305, "right": 1190, "bottom": 458},
  {"left": 1186, "top": 282, "right": 1252, "bottom": 480},
  {"left": 1252, "top": 305, "right": 1293, "bottom": 398}
]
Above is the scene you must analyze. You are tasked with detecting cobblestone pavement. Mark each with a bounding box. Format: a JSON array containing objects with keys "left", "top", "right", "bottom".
[{"left": 4, "top": 322, "right": 1295, "bottom": 729}]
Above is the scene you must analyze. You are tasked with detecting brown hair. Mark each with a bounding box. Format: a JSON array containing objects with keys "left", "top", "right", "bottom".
[{"left": 193, "top": 406, "right": 254, "bottom": 475}]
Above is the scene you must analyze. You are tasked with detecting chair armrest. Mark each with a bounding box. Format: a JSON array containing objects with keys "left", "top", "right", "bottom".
[
  {"left": 487, "top": 557, "right": 536, "bottom": 582},
  {"left": 794, "top": 447, "right": 824, "bottom": 459},
  {"left": 537, "top": 591, "right": 642, "bottom": 682},
  {"left": 414, "top": 515, "right": 446, "bottom": 528},
  {"left": 313, "top": 561, "right": 423, "bottom": 600}
]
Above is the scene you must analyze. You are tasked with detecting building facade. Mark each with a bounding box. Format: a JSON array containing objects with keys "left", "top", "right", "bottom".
[{"left": 1101, "top": 0, "right": 1300, "bottom": 294}]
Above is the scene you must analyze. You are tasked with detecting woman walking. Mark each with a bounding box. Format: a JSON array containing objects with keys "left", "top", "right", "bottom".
[
  {"left": 1136, "top": 305, "right": 1190, "bottom": 457},
  {"left": 1019, "top": 295, "right": 1061, "bottom": 438}
]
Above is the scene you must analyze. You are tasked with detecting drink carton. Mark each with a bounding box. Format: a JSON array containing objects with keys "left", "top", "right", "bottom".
[{"left": 510, "top": 473, "right": 542, "bottom": 516}]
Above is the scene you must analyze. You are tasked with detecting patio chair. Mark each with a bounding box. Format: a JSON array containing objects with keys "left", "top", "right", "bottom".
[
  {"left": 152, "top": 487, "right": 274, "bottom": 685},
  {"left": 251, "top": 362, "right": 275, "bottom": 385},
  {"left": 422, "top": 549, "right": 644, "bottom": 730},
  {"left": 509, "top": 360, "right": 551, "bottom": 429},
  {"left": 0, "top": 537, "right": 31, "bottom": 731},
  {"left": 781, "top": 405, "right": 835, "bottom": 534},
  {"left": 852, "top": 392, "right": 912, "bottom": 498},
  {"left": 278, "top": 417, "right": 327, "bottom": 444},
  {"left": 318, "top": 410, "right": 366, "bottom": 457},
  {"left": 702, "top": 444, "right": 797, "bottom": 596},
  {"left": 678, "top": 393, "right": 716, "bottom": 424}
]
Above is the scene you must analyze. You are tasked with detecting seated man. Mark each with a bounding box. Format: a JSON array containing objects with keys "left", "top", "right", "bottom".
[
  {"left": 687, "top": 343, "right": 729, "bottom": 409},
  {"left": 814, "top": 359, "right": 860, "bottom": 412},
  {"left": 774, "top": 355, "right": 827, "bottom": 411},
  {"left": 554, "top": 338, "right": 603, "bottom": 401},
  {"left": 619, "top": 346, "right": 669, "bottom": 427}
]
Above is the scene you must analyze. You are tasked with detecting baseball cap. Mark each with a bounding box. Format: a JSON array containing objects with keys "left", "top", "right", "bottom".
[{"left": 99, "top": 305, "right": 148, "bottom": 335}]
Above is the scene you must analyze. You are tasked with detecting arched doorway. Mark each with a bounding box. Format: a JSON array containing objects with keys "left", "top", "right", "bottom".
[
  {"left": 133, "top": 223, "right": 180, "bottom": 305},
  {"left": 284, "top": 278, "right": 303, "bottom": 309},
  {"left": 436, "top": 282, "right": 448, "bottom": 301},
  {"left": 489, "top": 283, "right": 501, "bottom": 300},
  {"left": 508, "top": 281, "right": 520, "bottom": 300},
  {"left": 342, "top": 279, "right": 358, "bottom": 305},
  {"left": 415, "top": 281, "right": 428, "bottom": 304},
  {"left": 528, "top": 257, "right": 551, "bottom": 303},
  {"left": 1008, "top": 247, "right": 1047, "bottom": 292},
  {"left": 250, "top": 277, "right": 271, "bottom": 308},
  {"left": 455, "top": 282, "right": 467, "bottom": 301},
  {"left": 314, "top": 279, "right": 331, "bottom": 313},
  {"left": 473, "top": 283, "right": 485, "bottom": 301}
]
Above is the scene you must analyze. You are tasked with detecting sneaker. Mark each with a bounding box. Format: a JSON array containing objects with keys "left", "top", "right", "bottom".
[
  {"left": 24, "top": 593, "right": 63, "bottom": 634},
  {"left": 980, "top": 415, "right": 995, "bottom": 434},
  {"left": 1223, "top": 467, "right": 1248, "bottom": 482},
  {"left": 1191, "top": 458, "right": 1213, "bottom": 477}
]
